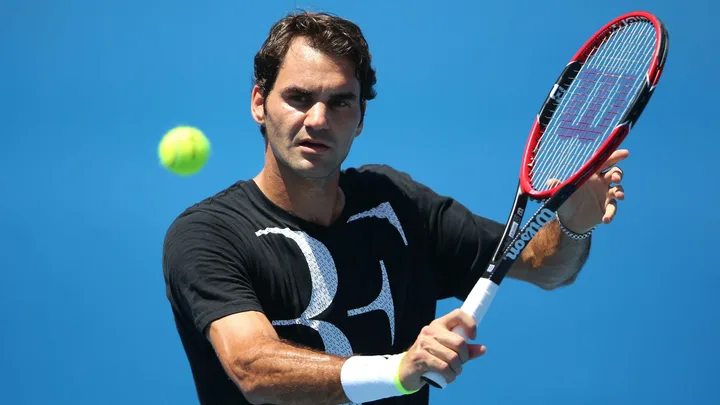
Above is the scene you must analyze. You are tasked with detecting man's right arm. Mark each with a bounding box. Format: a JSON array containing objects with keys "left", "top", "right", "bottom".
[
  {"left": 207, "top": 309, "right": 486, "bottom": 405},
  {"left": 207, "top": 311, "right": 349, "bottom": 405}
]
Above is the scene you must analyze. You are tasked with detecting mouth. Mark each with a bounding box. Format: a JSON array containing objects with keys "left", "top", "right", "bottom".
[{"left": 297, "top": 139, "right": 330, "bottom": 154}]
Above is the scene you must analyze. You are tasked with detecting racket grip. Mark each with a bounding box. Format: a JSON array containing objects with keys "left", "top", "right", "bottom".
[{"left": 421, "top": 278, "right": 499, "bottom": 389}]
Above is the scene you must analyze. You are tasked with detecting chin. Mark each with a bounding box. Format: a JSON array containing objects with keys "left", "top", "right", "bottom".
[{"left": 288, "top": 159, "right": 339, "bottom": 179}]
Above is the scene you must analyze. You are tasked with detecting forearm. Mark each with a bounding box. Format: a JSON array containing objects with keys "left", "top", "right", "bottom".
[
  {"left": 226, "top": 338, "right": 349, "bottom": 405},
  {"left": 510, "top": 219, "right": 591, "bottom": 289}
]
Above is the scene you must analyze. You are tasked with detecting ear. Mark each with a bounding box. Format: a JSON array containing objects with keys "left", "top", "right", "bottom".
[{"left": 251, "top": 85, "right": 266, "bottom": 126}]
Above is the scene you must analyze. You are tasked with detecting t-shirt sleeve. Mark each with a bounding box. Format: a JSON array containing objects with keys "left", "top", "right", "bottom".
[
  {"left": 163, "top": 209, "right": 264, "bottom": 335},
  {"left": 359, "top": 165, "right": 505, "bottom": 301}
]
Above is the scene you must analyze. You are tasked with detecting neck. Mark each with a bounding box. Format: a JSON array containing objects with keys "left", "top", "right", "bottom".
[{"left": 254, "top": 158, "right": 345, "bottom": 227}]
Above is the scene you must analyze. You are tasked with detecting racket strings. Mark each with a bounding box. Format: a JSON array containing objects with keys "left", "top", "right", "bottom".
[
  {"left": 535, "top": 23, "right": 648, "bottom": 182},
  {"left": 529, "top": 20, "right": 657, "bottom": 191},
  {"left": 533, "top": 22, "right": 654, "bottom": 185}
]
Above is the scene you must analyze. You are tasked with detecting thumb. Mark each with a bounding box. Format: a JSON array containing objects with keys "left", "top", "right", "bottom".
[
  {"left": 468, "top": 344, "right": 487, "bottom": 360},
  {"left": 545, "top": 178, "right": 562, "bottom": 189}
]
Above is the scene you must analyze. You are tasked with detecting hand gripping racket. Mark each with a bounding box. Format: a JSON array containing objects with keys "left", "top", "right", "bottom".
[{"left": 422, "top": 11, "right": 669, "bottom": 389}]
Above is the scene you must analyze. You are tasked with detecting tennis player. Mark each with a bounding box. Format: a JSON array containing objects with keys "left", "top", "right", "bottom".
[{"left": 162, "top": 11, "right": 626, "bottom": 405}]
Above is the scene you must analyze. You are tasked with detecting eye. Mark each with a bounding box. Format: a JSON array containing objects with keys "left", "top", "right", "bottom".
[
  {"left": 330, "top": 99, "right": 350, "bottom": 108},
  {"left": 288, "top": 93, "right": 311, "bottom": 104}
]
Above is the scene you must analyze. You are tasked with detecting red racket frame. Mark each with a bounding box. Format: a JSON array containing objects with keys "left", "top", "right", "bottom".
[{"left": 520, "top": 11, "right": 669, "bottom": 201}]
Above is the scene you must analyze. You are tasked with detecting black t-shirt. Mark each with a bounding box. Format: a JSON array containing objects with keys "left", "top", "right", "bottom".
[{"left": 162, "top": 164, "right": 504, "bottom": 405}]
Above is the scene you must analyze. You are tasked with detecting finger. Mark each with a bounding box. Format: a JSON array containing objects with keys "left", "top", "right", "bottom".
[
  {"left": 603, "top": 199, "right": 617, "bottom": 223},
  {"left": 433, "top": 328, "right": 470, "bottom": 364},
  {"left": 598, "top": 149, "right": 629, "bottom": 173},
  {"left": 418, "top": 348, "right": 459, "bottom": 384},
  {"left": 434, "top": 309, "right": 477, "bottom": 340},
  {"left": 468, "top": 344, "right": 487, "bottom": 360},
  {"left": 425, "top": 336, "right": 465, "bottom": 375},
  {"left": 545, "top": 178, "right": 562, "bottom": 189},
  {"left": 602, "top": 167, "right": 624, "bottom": 185},
  {"left": 608, "top": 185, "right": 625, "bottom": 200}
]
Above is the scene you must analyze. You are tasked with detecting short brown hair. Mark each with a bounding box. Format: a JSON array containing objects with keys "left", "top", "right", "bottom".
[{"left": 253, "top": 11, "right": 378, "bottom": 135}]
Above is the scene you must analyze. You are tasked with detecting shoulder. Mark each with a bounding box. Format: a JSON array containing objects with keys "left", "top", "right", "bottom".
[
  {"left": 342, "top": 164, "right": 425, "bottom": 198},
  {"left": 342, "top": 164, "right": 448, "bottom": 211},
  {"left": 162, "top": 181, "right": 265, "bottom": 290},
  {"left": 163, "top": 180, "right": 260, "bottom": 256},
  {"left": 344, "top": 163, "right": 413, "bottom": 181}
]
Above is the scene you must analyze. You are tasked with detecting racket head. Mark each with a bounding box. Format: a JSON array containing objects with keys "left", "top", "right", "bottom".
[{"left": 520, "top": 11, "right": 669, "bottom": 200}]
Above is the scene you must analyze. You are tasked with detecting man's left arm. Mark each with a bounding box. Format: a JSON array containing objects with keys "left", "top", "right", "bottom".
[
  {"left": 508, "top": 149, "right": 628, "bottom": 289},
  {"left": 508, "top": 220, "right": 592, "bottom": 290}
]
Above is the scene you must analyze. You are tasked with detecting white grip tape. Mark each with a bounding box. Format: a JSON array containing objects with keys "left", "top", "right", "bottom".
[
  {"left": 421, "top": 278, "right": 499, "bottom": 389},
  {"left": 461, "top": 278, "right": 499, "bottom": 321}
]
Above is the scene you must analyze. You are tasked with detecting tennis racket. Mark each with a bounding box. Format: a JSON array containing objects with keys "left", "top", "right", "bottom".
[{"left": 422, "top": 10, "right": 669, "bottom": 389}]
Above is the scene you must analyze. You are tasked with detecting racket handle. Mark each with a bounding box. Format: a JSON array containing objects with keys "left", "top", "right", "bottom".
[{"left": 421, "top": 278, "right": 499, "bottom": 389}]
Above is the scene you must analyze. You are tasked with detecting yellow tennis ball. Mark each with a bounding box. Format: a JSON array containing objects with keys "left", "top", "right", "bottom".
[{"left": 158, "top": 126, "right": 211, "bottom": 175}]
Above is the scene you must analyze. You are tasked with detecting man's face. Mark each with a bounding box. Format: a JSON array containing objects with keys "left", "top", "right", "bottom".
[{"left": 252, "top": 37, "right": 364, "bottom": 179}]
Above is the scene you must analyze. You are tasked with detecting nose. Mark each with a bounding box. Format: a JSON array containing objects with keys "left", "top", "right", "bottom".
[{"left": 304, "top": 102, "right": 329, "bottom": 131}]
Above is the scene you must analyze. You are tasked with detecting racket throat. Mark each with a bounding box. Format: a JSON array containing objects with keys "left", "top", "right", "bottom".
[
  {"left": 503, "top": 184, "right": 576, "bottom": 260},
  {"left": 494, "top": 185, "right": 528, "bottom": 260},
  {"left": 481, "top": 184, "right": 528, "bottom": 283},
  {"left": 502, "top": 207, "right": 556, "bottom": 260},
  {"left": 483, "top": 183, "right": 577, "bottom": 284}
]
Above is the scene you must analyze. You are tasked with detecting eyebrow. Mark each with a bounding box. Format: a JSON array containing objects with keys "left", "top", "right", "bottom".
[
  {"left": 283, "top": 86, "right": 313, "bottom": 96},
  {"left": 282, "top": 86, "right": 358, "bottom": 101},
  {"left": 332, "top": 91, "right": 358, "bottom": 101}
]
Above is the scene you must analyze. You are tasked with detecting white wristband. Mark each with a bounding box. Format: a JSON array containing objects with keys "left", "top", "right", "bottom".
[{"left": 340, "top": 353, "right": 414, "bottom": 403}]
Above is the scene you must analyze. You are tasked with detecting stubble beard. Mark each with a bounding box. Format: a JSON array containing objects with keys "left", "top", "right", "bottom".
[{"left": 265, "top": 124, "right": 345, "bottom": 184}]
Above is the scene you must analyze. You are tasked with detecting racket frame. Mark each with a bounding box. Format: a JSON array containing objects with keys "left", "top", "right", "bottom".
[{"left": 523, "top": 11, "right": 669, "bottom": 201}]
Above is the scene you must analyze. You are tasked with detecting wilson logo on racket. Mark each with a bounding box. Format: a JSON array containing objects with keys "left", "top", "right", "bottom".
[{"left": 504, "top": 208, "right": 555, "bottom": 260}]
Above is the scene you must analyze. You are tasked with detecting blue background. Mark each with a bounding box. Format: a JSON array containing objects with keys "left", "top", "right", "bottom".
[{"left": 2, "top": 0, "right": 718, "bottom": 404}]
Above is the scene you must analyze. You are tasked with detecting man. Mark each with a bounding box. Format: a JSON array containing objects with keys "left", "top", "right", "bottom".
[{"left": 162, "top": 11, "right": 626, "bottom": 405}]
